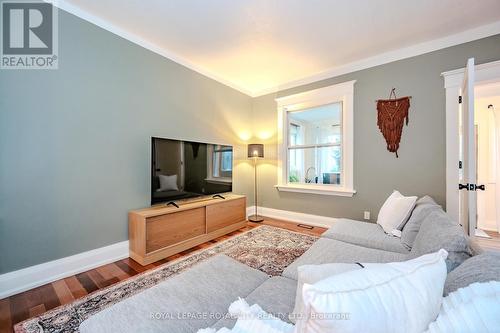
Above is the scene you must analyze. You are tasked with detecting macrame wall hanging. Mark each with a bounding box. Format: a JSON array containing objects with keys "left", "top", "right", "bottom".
[{"left": 376, "top": 88, "right": 411, "bottom": 158}]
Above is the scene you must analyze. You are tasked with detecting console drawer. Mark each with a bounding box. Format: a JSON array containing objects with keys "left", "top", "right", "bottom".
[
  {"left": 146, "top": 207, "right": 205, "bottom": 253},
  {"left": 206, "top": 198, "right": 246, "bottom": 233}
]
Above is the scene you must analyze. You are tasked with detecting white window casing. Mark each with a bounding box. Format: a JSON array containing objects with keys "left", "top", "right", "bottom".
[{"left": 275, "top": 80, "right": 356, "bottom": 196}]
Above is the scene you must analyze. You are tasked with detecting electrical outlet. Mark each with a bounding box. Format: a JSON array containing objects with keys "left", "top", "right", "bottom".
[{"left": 364, "top": 211, "right": 370, "bottom": 220}]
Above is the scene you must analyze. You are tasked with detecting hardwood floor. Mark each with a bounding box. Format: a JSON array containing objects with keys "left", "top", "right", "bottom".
[
  {"left": 474, "top": 230, "right": 500, "bottom": 252},
  {"left": 0, "top": 219, "right": 326, "bottom": 333}
]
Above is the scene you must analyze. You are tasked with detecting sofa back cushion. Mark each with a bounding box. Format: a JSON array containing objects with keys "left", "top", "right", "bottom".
[
  {"left": 410, "top": 209, "right": 472, "bottom": 272},
  {"left": 291, "top": 263, "right": 362, "bottom": 323},
  {"left": 401, "top": 196, "right": 441, "bottom": 250},
  {"left": 444, "top": 252, "right": 500, "bottom": 296},
  {"left": 295, "top": 250, "right": 448, "bottom": 333}
]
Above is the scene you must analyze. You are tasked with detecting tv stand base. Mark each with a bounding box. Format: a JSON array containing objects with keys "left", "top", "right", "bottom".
[{"left": 129, "top": 194, "right": 246, "bottom": 265}]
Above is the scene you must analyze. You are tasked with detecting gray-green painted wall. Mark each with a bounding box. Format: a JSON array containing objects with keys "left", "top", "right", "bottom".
[
  {"left": 0, "top": 11, "right": 254, "bottom": 274},
  {"left": 251, "top": 34, "right": 500, "bottom": 222}
]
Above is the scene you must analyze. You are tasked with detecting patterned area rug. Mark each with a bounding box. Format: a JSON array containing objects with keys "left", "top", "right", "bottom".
[{"left": 15, "top": 225, "right": 317, "bottom": 333}]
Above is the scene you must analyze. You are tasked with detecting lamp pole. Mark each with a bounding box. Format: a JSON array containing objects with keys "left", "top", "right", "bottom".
[
  {"left": 247, "top": 144, "right": 264, "bottom": 222},
  {"left": 254, "top": 157, "right": 258, "bottom": 218}
]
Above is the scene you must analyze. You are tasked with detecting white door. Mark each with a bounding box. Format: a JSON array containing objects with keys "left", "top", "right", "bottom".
[{"left": 459, "top": 58, "right": 477, "bottom": 236}]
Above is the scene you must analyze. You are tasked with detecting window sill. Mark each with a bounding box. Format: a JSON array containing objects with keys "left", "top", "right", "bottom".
[
  {"left": 274, "top": 184, "right": 356, "bottom": 197},
  {"left": 205, "top": 177, "right": 232, "bottom": 185}
]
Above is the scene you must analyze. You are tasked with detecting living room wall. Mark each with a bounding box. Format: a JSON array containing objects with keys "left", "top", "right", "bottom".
[
  {"left": 250, "top": 34, "right": 500, "bottom": 222},
  {"left": 0, "top": 10, "right": 253, "bottom": 274}
]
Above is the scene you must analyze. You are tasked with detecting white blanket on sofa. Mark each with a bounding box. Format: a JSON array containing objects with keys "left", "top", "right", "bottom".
[{"left": 197, "top": 298, "right": 294, "bottom": 333}]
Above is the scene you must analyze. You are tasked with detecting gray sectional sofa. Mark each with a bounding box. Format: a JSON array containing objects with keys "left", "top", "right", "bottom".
[{"left": 81, "top": 197, "right": 496, "bottom": 333}]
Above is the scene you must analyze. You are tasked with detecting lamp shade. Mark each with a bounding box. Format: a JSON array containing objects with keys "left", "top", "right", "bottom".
[{"left": 247, "top": 144, "right": 264, "bottom": 158}]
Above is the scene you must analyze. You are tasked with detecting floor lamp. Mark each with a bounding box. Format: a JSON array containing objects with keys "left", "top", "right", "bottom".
[{"left": 248, "top": 143, "right": 264, "bottom": 222}]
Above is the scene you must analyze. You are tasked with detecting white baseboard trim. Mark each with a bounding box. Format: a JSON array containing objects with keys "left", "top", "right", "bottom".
[
  {"left": 247, "top": 206, "right": 339, "bottom": 228},
  {"left": 0, "top": 241, "right": 129, "bottom": 299}
]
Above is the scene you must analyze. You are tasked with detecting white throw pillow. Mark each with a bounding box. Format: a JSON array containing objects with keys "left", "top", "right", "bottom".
[
  {"left": 377, "top": 190, "right": 417, "bottom": 234},
  {"left": 291, "top": 263, "right": 363, "bottom": 323},
  {"left": 295, "top": 249, "right": 448, "bottom": 333},
  {"left": 197, "top": 298, "right": 294, "bottom": 333},
  {"left": 425, "top": 281, "right": 500, "bottom": 333},
  {"left": 157, "top": 174, "right": 179, "bottom": 191}
]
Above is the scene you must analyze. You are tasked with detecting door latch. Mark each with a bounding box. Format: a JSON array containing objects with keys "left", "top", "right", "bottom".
[
  {"left": 458, "top": 183, "right": 486, "bottom": 191},
  {"left": 475, "top": 184, "right": 486, "bottom": 191},
  {"left": 459, "top": 183, "right": 471, "bottom": 191}
]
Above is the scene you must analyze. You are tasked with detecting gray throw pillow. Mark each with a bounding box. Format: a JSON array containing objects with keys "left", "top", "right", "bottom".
[
  {"left": 400, "top": 196, "right": 441, "bottom": 249},
  {"left": 444, "top": 252, "right": 500, "bottom": 296},
  {"left": 410, "top": 209, "right": 472, "bottom": 272}
]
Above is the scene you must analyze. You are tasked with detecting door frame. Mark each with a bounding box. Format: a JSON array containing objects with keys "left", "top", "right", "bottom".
[{"left": 442, "top": 59, "right": 500, "bottom": 225}]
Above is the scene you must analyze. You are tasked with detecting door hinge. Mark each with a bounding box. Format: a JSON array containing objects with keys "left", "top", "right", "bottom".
[
  {"left": 459, "top": 96, "right": 462, "bottom": 104},
  {"left": 459, "top": 161, "right": 462, "bottom": 169}
]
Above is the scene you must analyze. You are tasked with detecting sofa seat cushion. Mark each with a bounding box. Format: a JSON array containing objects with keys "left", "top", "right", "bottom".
[
  {"left": 282, "top": 238, "right": 408, "bottom": 280},
  {"left": 80, "top": 254, "right": 269, "bottom": 333},
  {"left": 211, "top": 276, "right": 297, "bottom": 330},
  {"left": 322, "top": 219, "right": 410, "bottom": 254},
  {"left": 410, "top": 210, "right": 472, "bottom": 272},
  {"left": 245, "top": 276, "right": 297, "bottom": 321}
]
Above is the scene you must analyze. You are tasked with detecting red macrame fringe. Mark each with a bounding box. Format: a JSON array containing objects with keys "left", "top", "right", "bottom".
[{"left": 377, "top": 96, "right": 410, "bottom": 158}]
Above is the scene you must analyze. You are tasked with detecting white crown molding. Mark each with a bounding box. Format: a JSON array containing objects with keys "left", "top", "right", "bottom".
[
  {"left": 246, "top": 205, "right": 339, "bottom": 228},
  {"left": 46, "top": 1, "right": 500, "bottom": 97},
  {"left": 0, "top": 240, "right": 129, "bottom": 299},
  {"left": 44, "top": 0, "right": 255, "bottom": 97},
  {"left": 253, "top": 20, "right": 500, "bottom": 97},
  {"left": 442, "top": 59, "right": 500, "bottom": 88}
]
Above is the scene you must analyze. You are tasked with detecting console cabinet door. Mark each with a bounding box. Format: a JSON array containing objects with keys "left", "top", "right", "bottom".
[
  {"left": 146, "top": 207, "right": 205, "bottom": 253},
  {"left": 206, "top": 198, "right": 246, "bottom": 233}
]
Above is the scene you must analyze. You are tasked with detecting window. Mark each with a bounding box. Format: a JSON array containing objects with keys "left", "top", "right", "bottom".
[
  {"left": 275, "top": 81, "right": 356, "bottom": 196},
  {"left": 206, "top": 145, "right": 232, "bottom": 184},
  {"left": 287, "top": 103, "right": 342, "bottom": 185}
]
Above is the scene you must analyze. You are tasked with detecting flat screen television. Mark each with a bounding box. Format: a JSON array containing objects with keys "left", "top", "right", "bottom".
[{"left": 151, "top": 137, "right": 233, "bottom": 205}]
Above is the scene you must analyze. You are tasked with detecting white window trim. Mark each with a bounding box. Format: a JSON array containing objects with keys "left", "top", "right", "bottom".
[{"left": 275, "top": 80, "right": 356, "bottom": 197}]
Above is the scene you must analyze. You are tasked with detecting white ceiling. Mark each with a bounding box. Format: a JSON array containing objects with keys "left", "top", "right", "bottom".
[{"left": 59, "top": 0, "right": 500, "bottom": 96}]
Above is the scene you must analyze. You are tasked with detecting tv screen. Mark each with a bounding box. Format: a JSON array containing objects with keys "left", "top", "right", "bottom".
[{"left": 151, "top": 137, "right": 233, "bottom": 204}]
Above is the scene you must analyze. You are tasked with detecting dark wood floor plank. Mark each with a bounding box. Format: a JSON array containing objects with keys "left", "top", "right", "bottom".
[
  {"left": 165, "top": 253, "right": 182, "bottom": 261},
  {"left": 37, "top": 284, "right": 60, "bottom": 310},
  {"left": 0, "top": 298, "right": 12, "bottom": 333},
  {"left": 96, "top": 263, "right": 126, "bottom": 281},
  {"left": 23, "top": 286, "right": 43, "bottom": 310},
  {"left": 121, "top": 258, "right": 154, "bottom": 273},
  {"left": 8, "top": 292, "right": 29, "bottom": 327},
  {"left": 114, "top": 260, "right": 139, "bottom": 276},
  {"left": 106, "top": 277, "right": 120, "bottom": 285},
  {"left": 75, "top": 273, "right": 98, "bottom": 294},
  {"left": 97, "top": 262, "right": 131, "bottom": 282},
  {"left": 63, "top": 276, "right": 87, "bottom": 299},
  {"left": 28, "top": 304, "right": 46, "bottom": 318},
  {"left": 86, "top": 270, "right": 111, "bottom": 289},
  {"left": 52, "top": 279, "right": 75, "bottom": 305}
]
